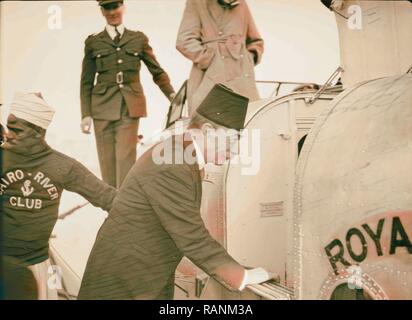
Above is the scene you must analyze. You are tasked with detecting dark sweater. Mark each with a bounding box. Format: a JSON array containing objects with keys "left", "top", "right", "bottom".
[{"left": 0, "top": 118, "right": 117, "bottom": 265}]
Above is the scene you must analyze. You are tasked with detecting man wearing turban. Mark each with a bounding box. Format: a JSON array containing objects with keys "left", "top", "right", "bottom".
[{"left": 0, "top": 92, "right": 117, "bottom": 299}]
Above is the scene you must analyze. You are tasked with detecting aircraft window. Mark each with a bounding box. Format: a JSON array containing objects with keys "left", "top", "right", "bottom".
[
  {"left": 329, "top": 283, "right": 372, "bottom": 300},
  {"left": 298, "top": 135, "right": 307, "bottom": 157}
]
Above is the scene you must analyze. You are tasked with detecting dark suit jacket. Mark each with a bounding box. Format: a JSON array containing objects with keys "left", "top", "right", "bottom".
[
  {"left": 80, "top": 29, "right": 174, "bottom": 120},
  {"left": 78, "top": 135, "right": 245, "bottom": 299}
]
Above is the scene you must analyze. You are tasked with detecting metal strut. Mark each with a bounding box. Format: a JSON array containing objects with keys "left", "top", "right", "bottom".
[{"left": 308, "top": 66, "right": 344, "bottom": 104}]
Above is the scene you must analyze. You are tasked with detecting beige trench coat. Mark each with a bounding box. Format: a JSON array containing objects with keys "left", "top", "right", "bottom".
[{"left": 176, "top": 0, "right": 264, "bottom": 114}]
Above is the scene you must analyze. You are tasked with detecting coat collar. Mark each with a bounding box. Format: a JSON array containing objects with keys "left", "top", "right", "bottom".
[
  {"left": 189, "top": 160, "right": 202, "bottom": 204},
  {"left": 170, "top": 134, "right": 202, "bottom": 202},
  {"left": 118, "top": 29, "right": 136, "bottom": 47},
  {"left": 208, "top": 0, "right": 224, "bottom": 25},
  {"left": 206, "top": 0, "right": 237, "bottom": 31},
  {"left": 97, "top": 29, "right": 115, "bottom": 46}
]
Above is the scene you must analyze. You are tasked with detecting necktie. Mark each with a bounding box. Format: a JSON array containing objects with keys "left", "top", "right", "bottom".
[{"left": 114, "top": 27, "right": 121, "bottom": 44}]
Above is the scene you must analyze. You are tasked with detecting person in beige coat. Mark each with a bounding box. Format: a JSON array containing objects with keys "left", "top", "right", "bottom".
[{"left": 176, "top": 0, "right": 264, "bottom": 115}]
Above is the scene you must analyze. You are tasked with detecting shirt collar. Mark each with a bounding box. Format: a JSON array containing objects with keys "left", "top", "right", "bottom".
[
  {"left": 191, "top": 135, "right": 206, "bottom": 171},
  {"left": 105, "top": 24, "right": 125, "bottom": 40}
]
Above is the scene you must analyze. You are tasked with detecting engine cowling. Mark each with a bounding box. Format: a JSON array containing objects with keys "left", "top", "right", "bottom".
[{"left": 294, "top": 74, "right": 412, "bottom": 300}]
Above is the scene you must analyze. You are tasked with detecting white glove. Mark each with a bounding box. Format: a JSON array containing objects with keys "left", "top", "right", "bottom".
[
  {"left": 81, "top": 116, "right": 92, "bottom": 134},
  {"left": 238, "top": 268, "right": 280, "bottom": 291}
]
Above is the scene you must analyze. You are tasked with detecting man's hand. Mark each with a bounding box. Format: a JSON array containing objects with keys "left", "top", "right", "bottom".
[
  {"left": 81, "top": 116, "right": 92, "bottom": 134},
  {"left": 168, "top": 92, "right": 176, "bottom": 102},
  {"left": 239, "top": 267, "right": 280, "bottom": 290},
  {"left": 248, "top": 50, "right": 258, "bottom": 65}
]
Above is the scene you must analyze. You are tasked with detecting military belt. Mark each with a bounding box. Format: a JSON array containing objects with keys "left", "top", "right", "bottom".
[{"left": 96, "top": 72, "right": 137, "bottom": 85}]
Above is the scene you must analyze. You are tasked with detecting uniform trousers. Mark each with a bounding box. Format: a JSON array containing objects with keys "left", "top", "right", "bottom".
[{"left": 93, "top": 100, "right": 139, "bottom": 188}]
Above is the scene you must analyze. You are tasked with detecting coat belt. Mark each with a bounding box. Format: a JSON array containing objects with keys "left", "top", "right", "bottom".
[{"left": 202, "top": 35, "right": 231, "bottom": 45}]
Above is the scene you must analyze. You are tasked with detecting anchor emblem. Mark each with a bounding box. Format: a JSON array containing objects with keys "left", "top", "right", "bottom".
[{"left": 21, "top": 180, "right": 34, "bottom": 197}]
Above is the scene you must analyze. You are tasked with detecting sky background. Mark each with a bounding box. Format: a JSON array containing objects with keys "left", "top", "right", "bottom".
[{"left": 0, "top": 0, "right": 339, "bottom": 212}]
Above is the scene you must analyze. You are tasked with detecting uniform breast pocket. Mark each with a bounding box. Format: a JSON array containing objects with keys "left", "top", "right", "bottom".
[
  {"left": 93, "top": 49, "right": 113, "bottom": 72},
  {"left": 125, "top": 48, "right": 141, "bottom": 59},
  {"left": 122, "top": 48, "right": 141, "bottom": 70}
]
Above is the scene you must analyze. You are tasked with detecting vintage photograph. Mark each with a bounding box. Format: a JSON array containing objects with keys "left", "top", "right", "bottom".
[{"left": 0, "top": 0, "right": 411, "bottom": 304}]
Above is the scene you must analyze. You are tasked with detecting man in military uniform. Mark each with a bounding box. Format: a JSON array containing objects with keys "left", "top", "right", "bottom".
[
  {"left": 78, "top": 85, "right": 278, "bottom": 300},
  {"left": 80, "top": 0, "right": 176, "bottom": 188}
]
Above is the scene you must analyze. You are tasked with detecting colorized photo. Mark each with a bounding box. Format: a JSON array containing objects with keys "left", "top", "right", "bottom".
[{"left": 0, "top": 0, "right": 411, "bottom": 304}]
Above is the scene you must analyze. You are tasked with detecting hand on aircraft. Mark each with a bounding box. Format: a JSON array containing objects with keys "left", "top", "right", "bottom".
[{"left": 239, "top": 267, "right": 280, "bottom": 290}]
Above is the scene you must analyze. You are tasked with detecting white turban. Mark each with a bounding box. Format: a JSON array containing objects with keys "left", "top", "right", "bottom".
[{"left": 9, "top": 92, "right": 55, "bottom": 129}]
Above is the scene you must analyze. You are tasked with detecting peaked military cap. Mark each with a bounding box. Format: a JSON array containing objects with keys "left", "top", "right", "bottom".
[
  {"left": 97, "top": 0, "right": 124, "bottom": 9},
  {"left": 195, "top": 84, "right": 249, "bottom": 131}
]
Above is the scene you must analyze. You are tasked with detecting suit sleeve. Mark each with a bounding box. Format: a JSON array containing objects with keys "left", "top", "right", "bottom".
[
  {"left": 62, "top": 158, "right": 117, "bottom": 212},
  {"left": 139, "top": 33, "right": 175, "bottom": 99},
  {"left": 244, "top": 2, "right": 264, "bottom": 65},
  {"left": 176, "top": 0, "right": 216, "bottom": 70},
  {"left": 140, "top": 166, "right": 245, "bottom": 291},
  {"left": 80, "top": 37, "right": 96, "bottom": 119}
]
